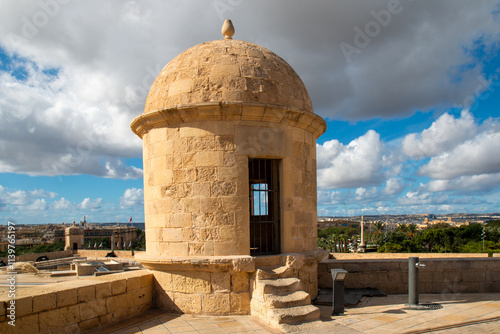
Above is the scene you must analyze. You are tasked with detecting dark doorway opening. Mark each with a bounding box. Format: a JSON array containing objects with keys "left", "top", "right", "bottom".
[
  {"left": 249, "top": 158, "right": 280, "bottom": 256},
  {"left": 73, "top": 242, "right": 78, "bottom": 251}
]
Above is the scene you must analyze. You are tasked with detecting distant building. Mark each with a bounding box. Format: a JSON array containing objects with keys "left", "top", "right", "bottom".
[
  {"left": 318, "top": 219, "right": 360, "bottom": 229},
  {"left": 82, "top": 225, "right": 136, "bottom": 249}
]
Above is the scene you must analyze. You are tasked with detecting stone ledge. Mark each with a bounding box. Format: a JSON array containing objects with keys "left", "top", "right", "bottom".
[
  {"left": 131, "top": 102, "right": 327, "bottom": 140},
  {"left": 135, "top": 253, "right": 256, "bottom": 272}
]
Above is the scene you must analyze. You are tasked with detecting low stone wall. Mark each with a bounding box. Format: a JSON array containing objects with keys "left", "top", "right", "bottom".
[
  {"left": 0, "top": 270, "right": 153, "bottom": 333},
  {"left": 137, "top": 250, "right": 326, "bottom": 315},
  {"left": 76, "top": 249, "right": 135, "bottom": 259},
  {"left": 319, "top": 257, "right": 500, "bottom": 294},
  {"left": 330, "top": 252, "right": 489, "bottom": 260},
  {"left": 0, "top": 250, "right": 73, "bottom": 264}
]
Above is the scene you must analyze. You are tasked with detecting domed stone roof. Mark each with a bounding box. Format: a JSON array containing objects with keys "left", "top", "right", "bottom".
[
  {"left": 143, "top": 39, "right": 313, "bottom": 114},
  {"left": 65, "top": 222, "right": 83, "bottom": 235}
]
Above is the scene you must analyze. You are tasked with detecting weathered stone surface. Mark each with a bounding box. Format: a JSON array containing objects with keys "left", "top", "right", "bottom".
[
  {"left": 202, "top": 293, "right": 230, "bottom": 314},
  {"left": 211, "top": 272, "right": 231, "bottom": 293},
  {"left": 231, "top": 272, "right": 250, "bottom": 293},
  {"left": 111, "top": 279, "right": 126, "bottom": 296},
  {"left": 56, "top": 289, "right": 77, "bottom": 308},
  {"left": 79, "top": 299, "right": 106, "bottom": 321},
  {"left": 33, "top": 292, "right": 56, "bottom": 313},
  {"left": 95, "top": 282, "right": 112, "bottom": 299},
  {"left": 39, "top": 305, "right": 79, "bottom": 331},
  {"left": 15, "top": 296, "right": 33, "bottom": 317},
  {"left": 173, "top": 293, "right": 202, "bottom": 313},
  {"left": 230, "top": 292, "right": 250, "bottom": 313}
]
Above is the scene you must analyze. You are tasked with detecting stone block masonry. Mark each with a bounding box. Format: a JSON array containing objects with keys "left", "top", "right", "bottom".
[
  {"left": 141, "top": 117, "right": 321, "bottom": 257},
  {"left": 0, "top": 270, "right": 153, "bottom": 334}
]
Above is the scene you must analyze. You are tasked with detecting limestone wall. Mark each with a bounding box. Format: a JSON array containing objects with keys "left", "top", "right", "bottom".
[
  {"left": 142, "top": 116, "right": 319, "bottom": 257},
  {"left": 149, "top": 256, "right": 254, "bottom": 315},
  {"left": 319, "top": 258, "right": 500, "bottom": 294},
  {"left": 0, "top": 250, "right": 73, "bottom": 264},
  {"left": 330, "top": 252, "right": 490, "bottom": 259},
  {"left": 76, "top": 249, "right": 135, "bottom": 259},
  {"left": 0, "top": 270, "right": 153, "bottom": 333}
]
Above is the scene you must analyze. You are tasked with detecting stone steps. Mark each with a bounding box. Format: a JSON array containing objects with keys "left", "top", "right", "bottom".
[
  {"left": 256, "top": 277, "right": 302, "bottom": 294},
  {"left": 251, "top": 265, "right": 321, "bottom": 331},
  {"left": 269, "top": 304, "right": 320, "bottom": 324},
  {"left": 256, "top": 265, "right": 294, "bottom": 280},
  {"left": 266, "top": 290, "right": 311, "bottom": 308}
]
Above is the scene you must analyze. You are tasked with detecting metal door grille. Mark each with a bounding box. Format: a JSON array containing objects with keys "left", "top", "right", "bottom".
[{"left": 249, "top": 158, "right": 280, "bottom": 255}]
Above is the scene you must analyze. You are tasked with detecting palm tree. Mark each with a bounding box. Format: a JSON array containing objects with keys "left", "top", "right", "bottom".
[
  {"left": 372, "top": 222, "right": 385, "bottom": 245},
  {"left": 407, "top": 223, "right": 417, "bottom": 239},
  {"left": 373, "top": 221, "right": 385, "bottom": 235},
  {"left": 396, "top": 223, "right": 408, "bottom": 233},
  {"left": 338, "top": 233, "right": 349, "bottom": 252}
]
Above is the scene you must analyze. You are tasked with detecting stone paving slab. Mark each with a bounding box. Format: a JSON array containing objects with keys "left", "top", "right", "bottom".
[{"left": 103, "top": 293, "right": 500, "bottom": 333}]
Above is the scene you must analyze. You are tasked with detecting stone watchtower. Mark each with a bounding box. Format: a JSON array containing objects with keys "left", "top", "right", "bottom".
[
  {"left": 131, "top": 21, "right": 327, "bottom": 324},
  {"left": 64, "top": 222, "right": 84, "bottom": 251}
]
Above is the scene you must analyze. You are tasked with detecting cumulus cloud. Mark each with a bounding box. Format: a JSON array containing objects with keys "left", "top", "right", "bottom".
[
  {"left": 0, "top": 185, "right": 58, "bottom": 213},
  {"left": 317, "top": 190, "right": 344, "bottom": 205},
  {"left": 0, "top": 1, "right": 499, "bottom": 219},
  {"left": 426, "top": 173, "right": 500, "bottom": 193},
  {"left": 419, "top": 131, "right": 500, "bottom": 180},
  {"left": 397, "top": 191, "right": 447, "bottom": 207},
  {"left": 120, "top": 188, "right": 144, "bottom": 209},
  {"left": 29, "top": 189, "right": 57, "bottom": 198},
  {"left": 317, "top": 130, "right": 386, "bottom": 189},
  {"left": 354, "top": 187, "right": 380, "bottom": 202},
  {"left": 28, "top": 198, "right": 46, "bottom": 211},
  {"left": 402, "top": 111, "right": 477, "bottom": 159},
  {"left": 52, "top": 197, "right": 71, "bottom": 210},
  {"left": 80, "top": 197, "right": 102, "bottom": 210},
  {"left": 383, "top": 178, "right": 405, "bottom": 195}
]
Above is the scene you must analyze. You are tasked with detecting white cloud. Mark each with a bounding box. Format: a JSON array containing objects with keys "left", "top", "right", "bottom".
[
  {"left": 426, "top": 173, "right": 500, "bottom": 193},
  {"left": 28, "top": 198, "right": 46, "bottom": 211},
  {"left": 383, "top": 178, "right": 405, "bottom": 195},
  {"left": 397, "top": 191, "right": 446, "bottom": 206},
  {"left": 317, "top": 130, "right": 385, "bottom": 189},
  {"left": 104, "top": 160, "right": 143, "bottom": 180},
  {"left": 419, "top": 130, "right": 500, "bottom": 180},
  {"left": 0, "top": 1, "right": 499, "bottom": 220},
  {"left": 52, "top": 197, "right": 71, "bottom": 210},
  {"left": 354, "top": 187, "right": 379, "bottom": 202},
  {"left": 5, "top": 190, "right": 29, "bottom": 206},
  {"left": 120, "top": 188, "right": 144, "bottom": 209},
  {"left": 402, "top": 110, "right": 477, "bottom": 159},
  {"left": 29, "top": 189, "right": 57, "bottom": 198},
  {"left": 80, "top": 197, "right": 102, "bottom": 210}
]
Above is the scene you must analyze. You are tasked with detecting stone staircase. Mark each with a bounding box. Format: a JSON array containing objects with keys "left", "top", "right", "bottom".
[{"left": 251, "top": 265, "right": 321, "bottom": 331}]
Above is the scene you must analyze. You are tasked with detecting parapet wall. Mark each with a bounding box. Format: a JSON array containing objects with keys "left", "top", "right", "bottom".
[
  {"left": 76, "top": 249, "right": 135, "bottom": 259},
  {"left": 0, "top": 270, "right": 153, "bottom": 333},
  {"left": 319, "top": 257, "right": 500, "bottom": 294},
  {"left": 330, "top": 252, "right": 490, "bottom": 260}
]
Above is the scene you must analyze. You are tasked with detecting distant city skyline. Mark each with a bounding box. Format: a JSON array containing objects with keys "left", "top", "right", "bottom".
[{"left": 1, "top": 1, "right": 500, "bottom": 224}]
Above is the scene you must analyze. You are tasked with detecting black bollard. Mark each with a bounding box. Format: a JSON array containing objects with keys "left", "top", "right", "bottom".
[
  {"left": 408, "top": 257, "right": 419, "bottom": 306},
  {"left": 331, "top": 269, "right": 348, "bottom": 315}
]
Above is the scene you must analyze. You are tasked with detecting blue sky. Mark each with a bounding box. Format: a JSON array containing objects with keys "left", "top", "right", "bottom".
[{"left": 0, "top": 0, "right": 500, "bottom": 224}]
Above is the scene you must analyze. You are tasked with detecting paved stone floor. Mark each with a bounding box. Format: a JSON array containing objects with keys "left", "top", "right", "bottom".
[{"left": 104, "top": 293, "right": 500, "bottom": 333}]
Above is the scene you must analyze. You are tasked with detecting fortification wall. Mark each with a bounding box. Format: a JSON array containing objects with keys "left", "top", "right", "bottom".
[
  {"left": 0, "top": 270, "right": 153, "bottom": 333},
  {"left": 319, "top": 257, "right": 500, "bottom": 294},
  {"left": 0, "top": 250, "right": 73, "bottom": 265},
  {"left": 76, "top": 249, "right": 135, "bottom": 259},
  {"left": 330, "top": 252, "right": 490, "bottom": 260}
]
